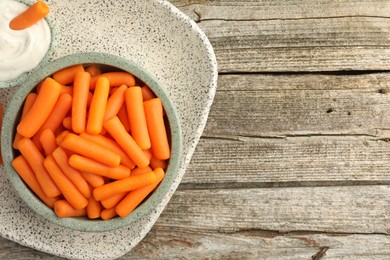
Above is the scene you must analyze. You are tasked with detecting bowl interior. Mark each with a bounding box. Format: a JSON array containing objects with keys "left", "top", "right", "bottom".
[{"left": 1, "top": 52, "right": 182, "bottom": 232}]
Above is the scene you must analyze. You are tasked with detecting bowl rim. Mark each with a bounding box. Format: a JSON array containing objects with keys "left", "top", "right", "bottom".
[{"left": 1, "top": 52, "right": 182, "bottom": 232}]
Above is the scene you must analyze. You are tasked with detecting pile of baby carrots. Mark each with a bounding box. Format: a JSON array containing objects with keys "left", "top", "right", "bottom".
[{"left": 11, "top": 64, "right": 170, "bottom": 220}]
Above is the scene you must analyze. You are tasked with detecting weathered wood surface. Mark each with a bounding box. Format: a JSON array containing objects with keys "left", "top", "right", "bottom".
[
  {"left": 172, "top": 0, "right": 390, "bottom": 73},
  {"left": 4, "top": 0, "right": 390, "bottom": 259}
]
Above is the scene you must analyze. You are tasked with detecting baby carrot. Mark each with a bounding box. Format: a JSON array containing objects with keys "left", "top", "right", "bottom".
[
  {"left": 60, "top": 133, "right": 121, "bottom": 167},
  {"left": 81, "top": 172, "right": 105, "bottom": 188},
  {"left": 44, "top": 155, "right": 88, "bottom": 209},
  {"left": 117, "top": 104, "right": 131, "bottom": 132},
  {"left": 17, "top": 138, "right": 61, "bottom": 198},
  {"left": 93, "top": 171, "right": 156, "bottom": 201},
  {"left": 53, "top": 64, "right": 84, "bottom": 86},
  {"left": 12, "top": 155, "right": 59, "bottom": 208},
  {"left": 141, "top": 85, "right": 156, "bottom": 101},
  {"left": 103, "top": 116, "right": 150, "bottom": 168},
  {"left": 150, "top": 156, "right": 168, "bottom": 170},
  {"left": 80, "top": 133, "right": 135, "bottom": 169},
  {"left": 13, "top": 93, "right": 37, "bottom": 149},
  {"left": 61, "top": 85, "right": 73, "bottom": 95},
  {"left": 104, "top": 84, "right": 127, "bottom": 121},
  {"left": 90, "top": 72, "right": 135, "bottom": 89},
  {"left": 144, "top": 98, "right": 170, "bottom": 160},
  {"left": 85, "top": 65, "right": 102, "bottom": 77},
  {"left": 86, "top": 77, "right": 110, "bottom": 134},
  {"left": 17, "top": 77, "right": 62, "bottom": 138},
  {"left": 68, "top": 154, "right": 130, "bottom": 180},
  {"left": 130, "top": 166, "right": 153, "bottom": 176},
  {"left": 100, "top": 207, "right": 117, "bottom": 220},
  {"left": 62, "top": 116, "right": 72, "bottom": 130},
  {"left": 54, "top": 200, "right": 87, "bottom": 218},
  {"left": 72, "top": 71, "right": 90, "bottom": 133},
  {"left": 100, "top": 192, "right": 127, "bottom": 209},
  {"left": 55, "top": 130, "right": 70, "bottom": 146},
  {"left": 116, "top": 168, "right": 165, "bottom": 218},
  {"left": 32, "top": 93, "right": 72, "bottom": 144},
  {"left": 9, "top": 1, "right": 50, "bottom": 30},
  {"left": 52, "top": 147, "right": 91, "bottom": 199},
  {"left": 143, "top": 149, "right": 153, "bottom": 161},
  {"left": 40, "top": 128, "right": 57, "bottom": 156},
  {"left": 125, "top": 87, "right": 151, "bottom": 150},
  {"left": 87, "top": 194, "right": 101, "bottom": 219}
]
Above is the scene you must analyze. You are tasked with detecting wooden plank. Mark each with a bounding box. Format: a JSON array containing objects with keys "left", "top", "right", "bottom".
[
  {"left": 204, "top": 73, "right": 390, "bottom": 137},
  {"left": 172, "top": 0, "right": 390, "bottom": 21},
  {"left": 183, "top": 137, "right": 390, "bottom": 185},
  {"left": 129, "top": 227, "right": 390, "bottom": 259},
  {"left": 201, "top": 18, "right": 390, "bottom": 72},
  {"left": 156, "top": 186, "right": 390, "bottom": 234},
  {"left": 172, "top": 1, "right": 390, "bottom": 72}
]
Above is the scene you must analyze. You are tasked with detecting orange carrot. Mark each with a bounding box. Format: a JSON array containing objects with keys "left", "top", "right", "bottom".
[
  {"left": 17, "top": 77, "right": 62, "bottom": 138},
  {"left": 86, "top": 77, "right": 110, "bottom": 134},
  {"left": 85, "top": 65, "right": 102, "bottom": 77},
  {"left": 72, "top": 71, "right": 90, "bottom": 133},
  {"left": 104, "top": 84, "right": 127, "bottom": 121},
  {"left": 52, "top": 147, "right": 91, "bottom": 199},
  {"left": 141, "top": 85, "right": 156, "bottom": 101},
  {"left": 68, "top": 154, "right": 130, "bottom": 180},
  {"left": 62, "top": 116, "right": 72, "bottom": 130},
  {"left": 60, "top": 133, "right": 121, "bottom": 167},
  {"left": 130, "top": 166, "right": 153, "bottom": 176},
  {"left": 40, "top": 128, "right": 57, "bottom": 156},
  {"left": 55, "top": 130, "right": 70, "bottom": 146},
  {"left": 125, "top": 87, "right": 151, "bottom": 150},
  {"left": 116, "top": 168, "right": 164, "bottom": 218},
  {"left": 87, "top": 194, "right": 101, "bottom": 219},
  {"left": 61, "top": 85, "right": 73, "bottom": 95},
  {"left": 90, "top": 72, "right": 135, "bottom": 89},
  {"left": 9, "top": 1, "right": 50, "bottom": 30},
  {"left": 103, "top": 116, "right": 150, "bottom": 168},
  {"left": 53, "top": 64, "right": 84, "bottom": 85},
  {"left": 117, "top": 104, "right": 131, "bottom": 132},
  {"left": 150, "top": 156, "right": 168, "bottom": 170},
  {"left": 100, "top": 192, "right": 127, "bottom": 209},
  {"left": 143, "top": 149, "right": 153, "bottom": 161},
  {"left": 44, "top": 155, "right": 88, "bottom": 209},
  {"left": 17, "top": 138, "right": 61, "bottom": 198},
  {"left": 81, "top": 172, "right": 105, "bottom": 188},
  {"left": 32, "top": 93, "right": 72, "bottom": 144},
  {"left": 80, "top": 133, "right": 135, "bottom": 169},
  {"left": 13, "top": 93, "right": 37, "bottom": 149},
  {"left": 100, "top": 207, "right": 117, "bottom": 220},
  {"left": 93, "top": 171, "right": 156, "bottom": 201},
  {"left": 144, "top": 98, "right": 170, "bottom": 160},
  {"left": 12, "top": 155, "right": 59, "bottom": 208},
  {"left": 54, "top": 200, "right": 87, "bottom": 218}
]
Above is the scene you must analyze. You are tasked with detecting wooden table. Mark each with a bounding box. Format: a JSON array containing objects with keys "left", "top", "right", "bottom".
[{"left": 2, "top": 1, "right": 390, "bottom": 259}]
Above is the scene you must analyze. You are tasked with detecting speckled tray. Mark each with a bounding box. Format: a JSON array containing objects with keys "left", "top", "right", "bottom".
[{"left": 0, "top": 0, "right": 217, "bottom": 259}]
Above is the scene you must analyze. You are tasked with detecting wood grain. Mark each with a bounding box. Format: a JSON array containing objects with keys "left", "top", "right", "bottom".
[
  {"left": 172, "top": 0, "right": 390, "bottom": 72},
  {"left": 182, "top": 137, "right": 390, "bottom": 186},
  {"left": 204, "top": 73, "right": 390, "bottom": 137},
  {"left": 171, "top": 0, "right": 390, "bottom": 21},
  {"left": 130, "top": 227, "right": 390, "bottom": 260}
]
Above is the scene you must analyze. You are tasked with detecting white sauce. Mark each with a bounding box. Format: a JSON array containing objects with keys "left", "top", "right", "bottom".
[{"left": 0, "top": 0, "right": 51, "bottom": 81}]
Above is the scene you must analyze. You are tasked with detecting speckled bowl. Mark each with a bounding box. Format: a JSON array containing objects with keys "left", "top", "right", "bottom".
[{"left": 1, "top": 52, "right": 182, "bottom": 232}]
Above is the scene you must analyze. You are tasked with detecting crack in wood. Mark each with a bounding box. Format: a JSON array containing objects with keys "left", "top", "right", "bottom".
[
  {"left": 312, "top": 246, "right": 329, "bottom": 260},
  {"left": 178, "top": 181, "right": 390, "bottom": 191}
]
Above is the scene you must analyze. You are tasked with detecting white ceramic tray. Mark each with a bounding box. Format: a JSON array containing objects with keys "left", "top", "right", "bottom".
[{"left": 0, "top": 0, "right": 217, "bottom": 258}]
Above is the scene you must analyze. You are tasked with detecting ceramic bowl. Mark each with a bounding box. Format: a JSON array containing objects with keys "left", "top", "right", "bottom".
[{"left": 1, "top": 52, "right": 182, "bottom": 232}]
